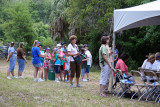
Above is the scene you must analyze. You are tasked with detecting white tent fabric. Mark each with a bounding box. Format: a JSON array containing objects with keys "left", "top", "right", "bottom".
[{"left": 114, "top": 0, "right": 160, "bottom": 32}]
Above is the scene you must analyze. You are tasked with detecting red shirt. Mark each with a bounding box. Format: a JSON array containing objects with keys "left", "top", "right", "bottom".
[{"left": 115, "top": 59, "right": 128, "bottom": 74}]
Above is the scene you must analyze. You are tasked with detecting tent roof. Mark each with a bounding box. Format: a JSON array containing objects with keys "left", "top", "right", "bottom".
[{"left": 114, "top": 0, "right": 160, "bottom": 32}]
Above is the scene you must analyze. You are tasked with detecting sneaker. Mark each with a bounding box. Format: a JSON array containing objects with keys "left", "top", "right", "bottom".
[
  {"left": 12, "top": 76, "right": 18, "bottom": 79},
  {"left": 55, "top": 80, "right": 60, "bottom": 83},
  {"left": 7, "top": 76, "right": 12, "bottom": 79},
  {"left": 70, "top": 84, "right": 75, "bottom": 88},
  {"left": 38, "top": 78, "right": 44, "bottom": 82},
  {"left": 18, "top": 76, "right": 24, "bottom": 79},
  {"left": 87, "top": 79, "right": 91, "bottom": 81},
  {"left": 82, "top": 79, "right": 88, "bottom": 82},
  {"left": 34, "top": 78, "right": 38, "bottom": 82},
  {"left": 76, "top": 84, "right": 82, "bottom": 87},
  {"left": 65, "top": 80, "right": 70, "bottom": 82}
]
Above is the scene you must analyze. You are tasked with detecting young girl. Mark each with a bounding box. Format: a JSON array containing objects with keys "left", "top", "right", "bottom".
[
  {"left": 54, "top": 48, "right": 63, "bottom": 82},
  {"left": 43, "top": 47, "right": 51, "bottom": 80},
  {"left": 81, "top": 48, "right": 89, "bottom": 82},
  {"left": 64, "top": 50, "right": 70, "bottom": 82}
]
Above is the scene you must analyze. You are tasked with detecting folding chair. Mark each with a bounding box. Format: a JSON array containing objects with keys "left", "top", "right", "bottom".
[
  {"left": 131, "top": 70, "right": 148, "bottom": 100},
  {"left": 112, "top": 69, "right": 123, "bottom": 96},
  {"left": 113, "top": 69, "right": 134, "bottom": 98},
  {"left": 154, "top": 72, "right": 160, "bottom": 103},
  {"left": 138, "top": 70, "right": 160, "bottom": 102}
]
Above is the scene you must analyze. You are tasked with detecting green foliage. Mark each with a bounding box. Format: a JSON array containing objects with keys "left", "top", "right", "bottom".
[
  {"left": 1, "top": 2, "right": 36, "bottom": 53},
  {"left": 37, "top": 36, "right": 55, "bottom": 48},
  {"left": 0, "top": 0, "right": 160, "bottom": 71},
  {"left": 33, "top": 22, "right": 50, "bottom": 38},
  {"left": 28, "top": 0, "right": 52, "bottom": 24}
]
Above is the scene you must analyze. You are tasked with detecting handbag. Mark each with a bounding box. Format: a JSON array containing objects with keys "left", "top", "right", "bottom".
[
  {"left": 73, "top": 55, "right": 82, "bottom": 65},
  {"left": 71, "top": 43, "right": 82, "bottom": 65}
]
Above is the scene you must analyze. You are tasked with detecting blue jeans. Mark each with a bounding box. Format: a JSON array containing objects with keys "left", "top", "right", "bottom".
[
  {"left": 9, "top": 59, "right": 16, "bottom": 71},
  {"left": 85, "top": 65, "right": 91, "bottom": 73},
  {"left": 17, "top": 59, "right": 25, "bottom": 72},
  {"left": 81, "top": 68, "right": 86, "bottom": 76}
]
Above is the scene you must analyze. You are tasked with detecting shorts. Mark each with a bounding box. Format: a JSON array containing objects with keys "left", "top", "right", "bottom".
[
  {"left": 70, "top": 61, "right": 81, "bottom": 78},
  {"left": 54, "top": 65, "right": 60, "bottom": 74},
  {"left": 43, "top": 61, "right": 51, "bottom": 69},
  {"left": 81, "top": 68, "right": 86, "bottom": 76},
  {"left": 60, "top": 65, "right": 64, "bottom": 70},
  {"left": 33, "top": 63, "right": 42, "bottom": 67},
  {"left": 99, "top": 64, "right": 111, "bottom": 85},
  {"left": 17, "top": 59, "right": 25, "bottom": 72},
  {"left": 85, "top": 65, "right": 91, "bottom": 73},
  {"left": 8, "top": 60, "right": 16, "bottom": 71}
]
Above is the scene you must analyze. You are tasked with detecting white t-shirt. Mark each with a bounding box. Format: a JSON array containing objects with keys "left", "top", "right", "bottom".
[
  {"left": 144, "top": 61, "right": 157, "bottom": 81},
  {"left": 152, "top": 60, "right": 160, "bottom": 71},
  {"left": 145, "top": 62, "right": 153, "bottom": 70},
  {"left": 141, "top": 59, "right": 148, "bottom": 69},
  {"left": 67, "top": 43, "right": 78, "bottom": 61},
  {"left": 65, "top": 56, "right": 70, "bottom": 70},
  {"left": 85, "top": 50, "right": 92, "bottom": 65}
]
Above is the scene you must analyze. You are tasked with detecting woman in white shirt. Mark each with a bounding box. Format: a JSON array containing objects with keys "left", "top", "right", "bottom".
[
  {"left": 67, "top": 35, "right": 81, "bottom": 87},
  {"left": 143, "top": 54, "right": 156, "bottom": 83}
]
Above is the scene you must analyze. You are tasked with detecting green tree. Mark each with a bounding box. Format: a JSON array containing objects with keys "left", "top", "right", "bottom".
[{"left": 1, "top": 2, "right": 36, "bottom": 53}]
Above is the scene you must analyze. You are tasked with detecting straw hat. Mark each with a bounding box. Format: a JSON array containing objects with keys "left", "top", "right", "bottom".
[{"left": 147, "top": 54, "right": 155, "bottom": 62}]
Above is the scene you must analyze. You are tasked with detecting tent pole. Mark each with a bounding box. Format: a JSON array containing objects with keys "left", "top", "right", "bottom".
[{"left": 111, "top": 32, "right": 116, "bottom": 93}]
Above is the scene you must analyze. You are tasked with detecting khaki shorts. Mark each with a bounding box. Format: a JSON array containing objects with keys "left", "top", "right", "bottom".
[
  {"left": 99, "top": 64, "right": 111, "bottom": 85},
  {"left": 70, "top": 61, "right": 81, "bottom": 78}
]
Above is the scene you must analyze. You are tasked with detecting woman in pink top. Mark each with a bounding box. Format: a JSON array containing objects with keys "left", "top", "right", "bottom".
[{"left": 115, "top": 53, "right": 129, "bottom": 75}]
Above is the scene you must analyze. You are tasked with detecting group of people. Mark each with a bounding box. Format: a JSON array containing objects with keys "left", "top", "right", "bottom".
[
  {"left": 141, "top": 52, "right": 160, "bottom": 82},
  {"left": 28, "top": 35, "right": 92, "bottom": 87},
  {"left": 6, "top": 34, "right": 160, "bottom": 97}
]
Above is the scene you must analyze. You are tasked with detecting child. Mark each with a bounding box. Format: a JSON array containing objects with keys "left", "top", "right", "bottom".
[
  {"left": 81, "top": 48, "right": 89, "bottom": 82},
  {"left": 64, "top": 50, "right": 70, "bottom": 82},
  {"left": 43, "top": 47, "right": 51, "bottom": 80},
  {"left": 54, "top": 48, "right": 63, "bottom": 82}
]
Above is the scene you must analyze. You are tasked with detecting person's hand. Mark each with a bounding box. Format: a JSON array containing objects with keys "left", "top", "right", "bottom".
[
  {"left": 76, "top": 52, "right": 80, "bottom": 55},
  {"left": 6, "top": 59, "right": 9, "bottom": 62},
  {"left": 44, "top": 53, "right": 47, "bottom": 58},
  {"left": 109, "top": 64, "right": 114, "bottom": 70},
  {"left": 25, "top": 60, "right": 27, "bottom": 63},
  {"left": 110, "top": 50, "right": 113, "bottom": 55}
]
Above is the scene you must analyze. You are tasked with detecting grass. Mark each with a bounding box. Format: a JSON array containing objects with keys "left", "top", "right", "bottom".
[{"left": 0, "top": 60, "right": 159, "bottom": 107}]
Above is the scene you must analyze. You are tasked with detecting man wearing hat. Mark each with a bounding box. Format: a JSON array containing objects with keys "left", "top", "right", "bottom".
[
  {"left": 84, "top": 44, "right": 92, "bottom": 81},
  {"left": 152, "top": 52, "right": 160, "bottom": 71}
]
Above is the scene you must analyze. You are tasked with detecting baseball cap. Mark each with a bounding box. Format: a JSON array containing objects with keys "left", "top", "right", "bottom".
[
  {"left": 84, "top": 44, "right": 88, "bottom": 47},
  {"left": 56, "top": 44, "right": 61, "bottom": 47},
  {"left": 46, "top": 47, "right": 50, "bottom": 50}
]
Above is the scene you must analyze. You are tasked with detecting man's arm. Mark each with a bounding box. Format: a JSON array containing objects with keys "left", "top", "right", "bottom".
[{"left": 102, "top": 54, "right": 113, "bottom": 69}]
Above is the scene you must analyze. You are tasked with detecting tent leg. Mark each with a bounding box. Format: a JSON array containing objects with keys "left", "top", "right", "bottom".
[{"left": 111, "top": 32, "right": 116, "bottom": 93}]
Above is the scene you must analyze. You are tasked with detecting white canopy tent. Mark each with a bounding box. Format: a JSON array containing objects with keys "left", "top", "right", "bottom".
[{"left": 111, "top": 0, "right": 160, "bottom": 91}]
